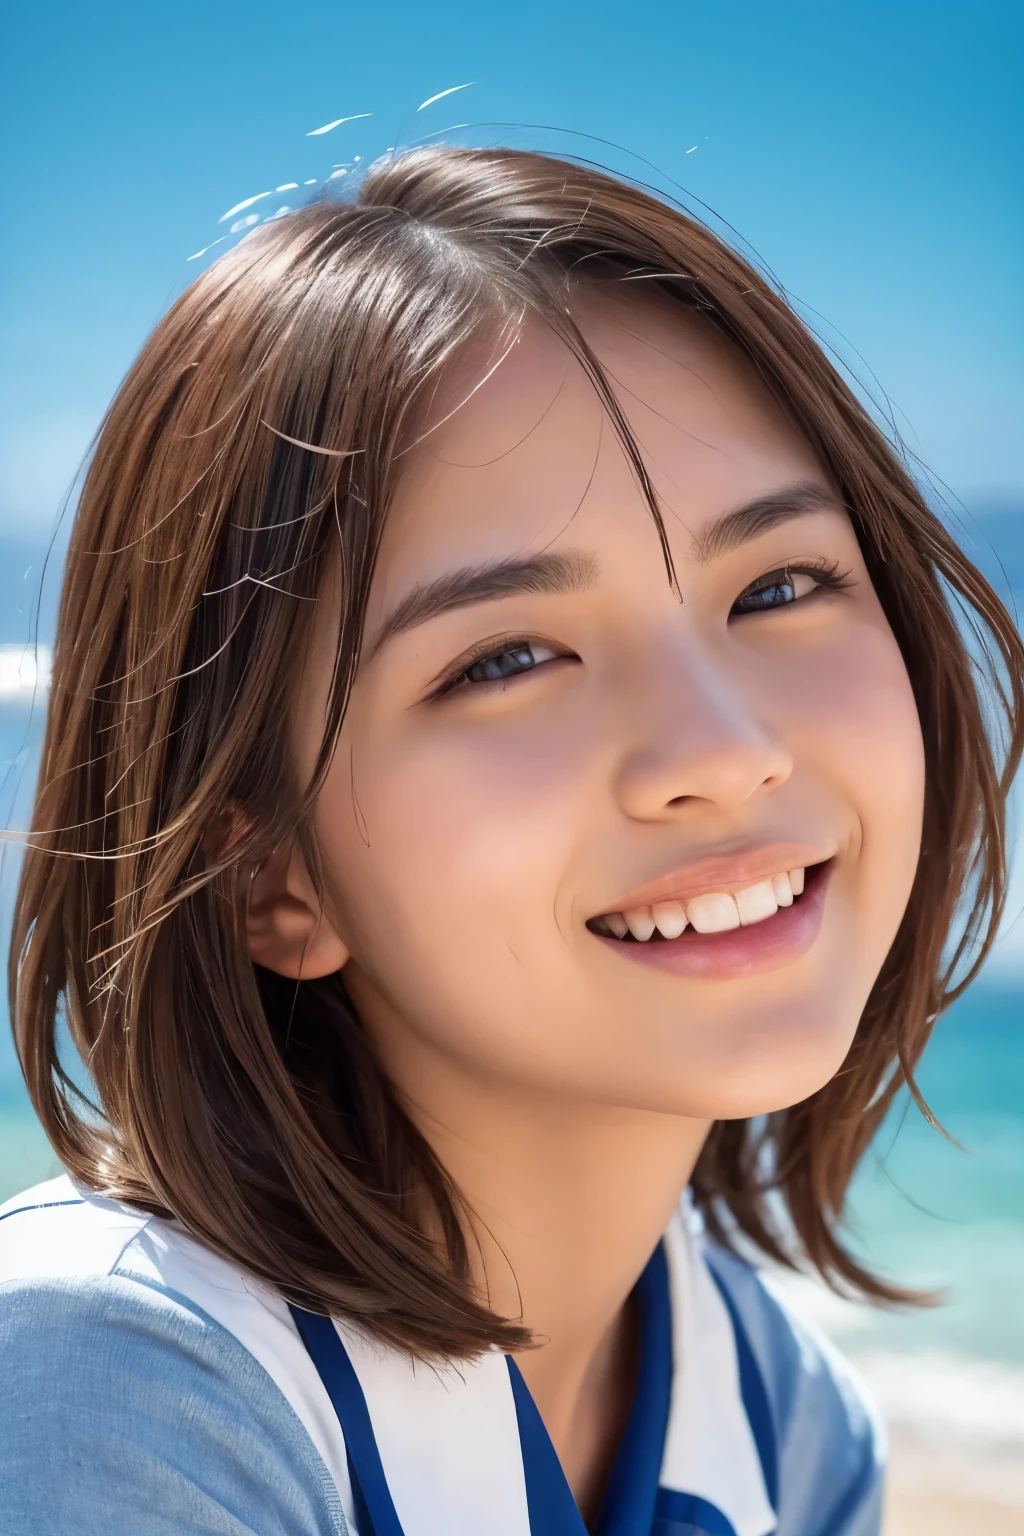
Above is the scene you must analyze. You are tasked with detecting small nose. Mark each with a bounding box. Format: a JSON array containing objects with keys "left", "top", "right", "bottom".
[{"left": 612, "top": 639, "right": 794, "bottom": 822}]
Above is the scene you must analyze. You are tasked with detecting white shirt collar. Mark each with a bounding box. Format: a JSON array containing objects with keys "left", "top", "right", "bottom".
[
  {"left": 332, "top": 1204, "right": 775, "bottom": 1536},
  {"left": 2, "top": 1179, "right": 776, "bottom": 1536}
]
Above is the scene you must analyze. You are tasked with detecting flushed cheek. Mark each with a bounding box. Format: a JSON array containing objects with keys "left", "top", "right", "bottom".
[
  {"left": 645, "top": 633, "right": 924, "bottom": 1116},
  {"left": 324, "top": 711, "right": 593, "bottom": 986},
  {"left": 322, "top": 731, "right": 618, "bottom": 1086},
  {"left": 786, "top": 623, "right": 925, "bottom": 957}
]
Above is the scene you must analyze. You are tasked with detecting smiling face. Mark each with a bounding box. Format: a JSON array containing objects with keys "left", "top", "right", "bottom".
[{"left": 271, "top": 288, "right": 925, "bottom": 1122}]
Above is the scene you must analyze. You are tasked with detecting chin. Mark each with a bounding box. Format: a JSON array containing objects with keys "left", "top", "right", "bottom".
[{"left": 650, "top": 1000, "right": 864, "bottom": 1120}]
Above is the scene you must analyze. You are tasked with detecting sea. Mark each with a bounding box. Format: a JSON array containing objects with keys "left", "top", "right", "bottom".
[{"left": 0, "top": 507, "right": 1022, "bottom": 1477}]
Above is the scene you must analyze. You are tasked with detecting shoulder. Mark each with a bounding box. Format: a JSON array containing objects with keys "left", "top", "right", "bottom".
[
  {"left": 0, "top": 1173, "right": 151, "bottom": 1279},
  {"left": 0, "top": 1177, "right": 350, "bottom": 1535},
  {"left": 703, "top": 1241, "right": 885, "bottom": 1536}
]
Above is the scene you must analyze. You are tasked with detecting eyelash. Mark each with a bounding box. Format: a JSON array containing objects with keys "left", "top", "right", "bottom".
[
  {"left": 731, "top": 559, "right": 853, "bottom": 615},
  {"left": 430, "top": 559, "right": 853, "bottom": 698}
]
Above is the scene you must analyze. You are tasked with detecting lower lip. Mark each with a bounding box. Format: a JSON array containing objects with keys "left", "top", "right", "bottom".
[{"left": 592, "top": 861, "right": 833, "bottom": 980}]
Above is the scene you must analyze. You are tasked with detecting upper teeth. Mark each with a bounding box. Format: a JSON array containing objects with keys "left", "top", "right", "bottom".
[{"left": 597, "top": 868, "right": 805, "bottom": 941}]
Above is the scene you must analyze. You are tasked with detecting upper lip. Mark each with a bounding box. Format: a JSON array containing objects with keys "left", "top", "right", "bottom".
[{"left": 592, "top": 842, "right": 833, "bottom": 917}]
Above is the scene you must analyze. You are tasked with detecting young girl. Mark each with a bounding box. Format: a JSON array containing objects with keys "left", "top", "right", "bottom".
[{"left": 1, "top": 146, "right": 1020, "bottom": 1536}]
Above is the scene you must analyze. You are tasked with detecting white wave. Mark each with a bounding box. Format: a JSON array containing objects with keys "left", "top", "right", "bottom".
[
  {"left": 856, "top": 1348, "right": 1024, "bottom": 1455},
  {"left": 0, "top": 644, "right": 50, "bottom": 700},
  {"left": 765, "top": 1268, "right": 1024, "bottom": 1455}
]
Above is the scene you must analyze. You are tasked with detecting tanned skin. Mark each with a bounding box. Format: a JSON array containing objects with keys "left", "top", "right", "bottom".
[{"left": 246, "top": 290, "right": 924, "bottom": 1521}]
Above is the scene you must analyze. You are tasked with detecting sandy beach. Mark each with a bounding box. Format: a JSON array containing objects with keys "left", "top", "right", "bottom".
[
  {"left": 887, "top": 1493, "right": 1024, "bottom": 1536},
  {"left": 762, "top": 1273, "right": 1024, "bottom": 1536},
  {"left": 884, "top": 1427, "right": 1024, "bottom": 1534}
]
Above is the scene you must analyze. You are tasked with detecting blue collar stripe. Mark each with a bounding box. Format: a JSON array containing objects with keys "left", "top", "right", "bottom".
[
  {"left": 706, "top": 1266, "right": 778, "bottom": 1511},
  {"left": 347, "top": 1449, "right": 378, "bottom": 1536},
  {"left": 290, "top": 1244, "right": 772, "bottom": 1536},
  {"left": 653, "top": 1488, "right": 740, "bottom": 1536},
  {"left": 0, "top": 1198, "right": 85, "bottom": 1225},
  {"left": 506, "top": 1355, "right": 590, "bottom": 1535},
  {"left": 592, "top": 1241, "right": 673, "bottom": 1536},
  {"left": 289, "top": 1305, "right": 406, "bottom": 1536}
]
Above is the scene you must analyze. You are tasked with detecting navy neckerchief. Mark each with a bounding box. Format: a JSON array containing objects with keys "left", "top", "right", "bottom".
[{"left": 289, "top": 1237, "right": 774, "bottom": 1536}]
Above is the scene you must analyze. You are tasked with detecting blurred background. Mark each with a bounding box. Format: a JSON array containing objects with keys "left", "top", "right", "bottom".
[{"left": 2, "top": 3, "right": 1022, "bottom": 1530}]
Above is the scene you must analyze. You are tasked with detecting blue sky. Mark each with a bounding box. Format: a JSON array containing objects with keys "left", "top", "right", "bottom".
[{"left": 2, "top": 0, "right": 1021, "bottom": 544}]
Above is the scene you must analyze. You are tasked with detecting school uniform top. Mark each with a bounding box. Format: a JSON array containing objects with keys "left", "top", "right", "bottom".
[{"left": 0, "top": 1174, "right": 884, "bottom": 1535}]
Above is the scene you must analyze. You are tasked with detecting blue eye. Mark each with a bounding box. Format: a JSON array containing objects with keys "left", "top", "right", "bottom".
[
  {"left": 453, "top": 640, "right": 561, "bottom": 690},
  {"left": 734, "top": 574, "right": 798, "bottom": 613},
  {"left": 731, "top": 565, "right": 843, "bottom": 617},
  {"left": 465, "top": 643, "right": 540, "bottom": 683}
]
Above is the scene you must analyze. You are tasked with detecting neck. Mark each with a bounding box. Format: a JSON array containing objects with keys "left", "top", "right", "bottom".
[{"left": 393, "top": 1054, "right": 710, "bottom": 1518}]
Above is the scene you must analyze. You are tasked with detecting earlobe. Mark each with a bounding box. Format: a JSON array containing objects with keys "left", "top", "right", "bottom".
[{"left": 241, "top": 843, "right": 350, "bottom": 980}]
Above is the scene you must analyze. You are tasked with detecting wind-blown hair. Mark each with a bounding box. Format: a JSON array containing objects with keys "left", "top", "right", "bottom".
[{"left": 11, "top": 146, "right": 1023, "bottom": 1357}]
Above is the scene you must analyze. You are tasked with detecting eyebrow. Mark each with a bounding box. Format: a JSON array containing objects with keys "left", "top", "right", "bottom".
[
  {"left": 367, "top": 481, "right": 842, "bottom": 658},
  {"left": 691, "top": 480, "right": 845, "bottom": 565},
  {"left": 366, "top": 547, "right": 599, "bottom": 659}
]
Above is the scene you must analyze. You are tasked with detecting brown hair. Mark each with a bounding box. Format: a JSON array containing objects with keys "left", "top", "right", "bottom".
[{"left": 11, "top": 146, "right": 1023, "bottom": 1357}]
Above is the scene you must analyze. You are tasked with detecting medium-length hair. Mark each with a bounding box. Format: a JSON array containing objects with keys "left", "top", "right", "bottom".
[{"left": 11, "top": 146, "right": 1023, "bottom": 1358}]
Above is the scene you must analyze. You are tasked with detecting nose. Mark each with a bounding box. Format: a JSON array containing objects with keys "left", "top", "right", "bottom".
[{"left": 612, "top": 637, "right": 794, "bottom": 822}]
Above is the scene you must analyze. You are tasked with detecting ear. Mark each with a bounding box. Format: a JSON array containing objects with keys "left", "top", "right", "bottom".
[{"left": 241, "top": 841, "right": 350, "bottom": 980}]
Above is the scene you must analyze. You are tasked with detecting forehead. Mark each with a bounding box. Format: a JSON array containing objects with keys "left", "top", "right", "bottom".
[{"left": 370, "top": 289, "right": 823, "bottom": 610}]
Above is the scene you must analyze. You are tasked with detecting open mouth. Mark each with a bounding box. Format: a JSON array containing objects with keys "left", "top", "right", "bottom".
[{"left": 586, "top": 859, "right": 832, "bottom": 944}]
